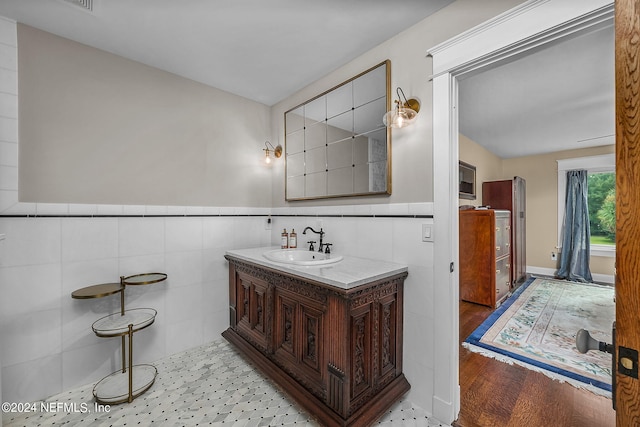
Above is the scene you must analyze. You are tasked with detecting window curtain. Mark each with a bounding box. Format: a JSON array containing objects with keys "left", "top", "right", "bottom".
[{"left": 557, "top": 169, "right": 593, "bottom": 282}]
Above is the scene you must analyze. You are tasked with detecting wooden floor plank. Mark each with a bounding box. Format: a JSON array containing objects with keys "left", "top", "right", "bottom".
[{"left": 454, "top": 301, "right": 615, "bottom": 427}]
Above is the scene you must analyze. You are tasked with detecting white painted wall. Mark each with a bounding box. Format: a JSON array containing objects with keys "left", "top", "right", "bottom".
[{"left": 16, "top": 25, "right": 273, "bottom": 208}]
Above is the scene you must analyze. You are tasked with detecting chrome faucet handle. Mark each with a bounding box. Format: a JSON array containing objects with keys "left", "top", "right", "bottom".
[
  {"left": 307, "top": 240, "right": 316, "bottom": 251},
  {"left": 324, "top": 243, "right": 332, "bottom": 254}
]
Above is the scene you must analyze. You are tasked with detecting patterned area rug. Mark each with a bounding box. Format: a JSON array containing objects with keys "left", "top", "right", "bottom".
[{"left": 464, "top": 276, "right": 615, "bottom": 396}]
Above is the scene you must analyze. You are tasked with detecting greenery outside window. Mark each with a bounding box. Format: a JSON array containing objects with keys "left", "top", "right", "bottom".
[
  {"left": 557, "top": 153, "right": 615, "bottom": 258},
  {"left": 588, "top": 172, "right": 615, "bottom": 248}
]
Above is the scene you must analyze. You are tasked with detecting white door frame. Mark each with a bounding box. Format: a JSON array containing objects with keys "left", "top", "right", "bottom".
[{"left": 427, "top": 0, "right": 614, "bottom": 423}]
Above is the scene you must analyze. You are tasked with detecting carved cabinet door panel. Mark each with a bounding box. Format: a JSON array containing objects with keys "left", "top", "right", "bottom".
[
  {"left": 235, "top": 271, "right": 271, "bottom": 351},
  {"left": 348, "top": 284, "right": 402, "bottom": 413},
  {"left": 350, "top": 303, "right": 373, "bottom": 400},
  {"left": 274, "top": 288, "right": 298, "bottom": 365},
  {"left": 274, "top": 286, "right": 327, "bottom": 398},
  {"left": 236, "top": 275, "right": 250, "bottom": 328},
  {"left": 299, "top": 300, "right": 326, "bottom": 385},
  {"left": 377, "top": 293, "right": 398, "bottom": 383}
]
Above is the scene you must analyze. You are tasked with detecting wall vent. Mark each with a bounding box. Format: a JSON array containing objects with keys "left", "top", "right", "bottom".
[{"left": 61, "top": 0, "right": 93, "bottom": 12}]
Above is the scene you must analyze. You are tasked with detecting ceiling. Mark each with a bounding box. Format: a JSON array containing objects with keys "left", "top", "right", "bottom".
[
  {"left": 0, "top": 0, "right": 453, "bottom": 106},
  {"left": 0, "top": 1, "right": 615, "bottom": 159},
  {"left": 458, "top": 23, "right": 615, "bottom": 159}
]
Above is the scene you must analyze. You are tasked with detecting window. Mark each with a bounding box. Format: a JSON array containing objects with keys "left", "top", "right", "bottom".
[
  {"left": 587, "top": 172, "right": 615, "bottom": 247},
  {"left": 557, "top": 154, "right": 615, "bottom": 257}
]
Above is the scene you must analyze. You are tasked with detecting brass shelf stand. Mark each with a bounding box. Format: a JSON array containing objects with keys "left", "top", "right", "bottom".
[{"left": 71, "top": 272, "right": 167, "bottom": 404}]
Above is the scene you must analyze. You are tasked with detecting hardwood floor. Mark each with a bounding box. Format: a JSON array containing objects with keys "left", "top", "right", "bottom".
[{"left": 454, "top": 301, "right": 615, "bottom": 427}]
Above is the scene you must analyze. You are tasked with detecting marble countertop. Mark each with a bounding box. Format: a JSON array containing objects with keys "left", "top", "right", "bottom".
[{"left": 225, "top": 246, "right": 408, "bottom": 290}]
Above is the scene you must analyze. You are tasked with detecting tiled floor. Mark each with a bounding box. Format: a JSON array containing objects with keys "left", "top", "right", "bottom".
[{"left": 3, "top": 339, "right": 449, "bottom": 426}]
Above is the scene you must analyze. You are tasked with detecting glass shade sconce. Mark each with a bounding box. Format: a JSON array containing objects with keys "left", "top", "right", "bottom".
[
  {"left": 263, "top": 141, "right": 282, "bottom": 164},
  {"left": 383, "top": 87, "right": 420, "bottom": 128}
]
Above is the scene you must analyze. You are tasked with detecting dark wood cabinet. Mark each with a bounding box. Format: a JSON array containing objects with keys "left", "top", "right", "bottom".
[
  {"left": 224, "top": 256, "right": 410, "bottom": 427},
  {"left": 483, "top": 177, "right": 526, "bottom": 286},
  {"left": 459, "top": 209, "right": 511, "bottom": 308}
]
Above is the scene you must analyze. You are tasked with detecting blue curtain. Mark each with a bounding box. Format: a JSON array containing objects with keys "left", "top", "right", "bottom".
[{"left": 557, "top": 170, "right": 593, "bottom": 282}]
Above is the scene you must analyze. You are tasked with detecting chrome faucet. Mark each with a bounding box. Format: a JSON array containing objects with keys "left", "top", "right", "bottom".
[{"left": 302, "top": 226, "right": 325, "bottom": 252}]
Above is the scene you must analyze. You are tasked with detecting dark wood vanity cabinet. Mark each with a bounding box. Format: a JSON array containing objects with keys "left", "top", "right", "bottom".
[{"left": 223, "top": 256, "right": 410, "bottom": 427}]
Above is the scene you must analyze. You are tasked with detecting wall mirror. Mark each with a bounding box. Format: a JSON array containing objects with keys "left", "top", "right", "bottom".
[{"left": 285, "top": 60, "right": 391, "bottom": 201}]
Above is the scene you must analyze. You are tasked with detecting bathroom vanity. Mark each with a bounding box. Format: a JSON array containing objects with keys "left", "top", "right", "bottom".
[{"left": 223, "top": 247, "right": 410, "bottom": 427}]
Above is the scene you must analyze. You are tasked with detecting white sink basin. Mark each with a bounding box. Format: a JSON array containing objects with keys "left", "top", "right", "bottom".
[{"left": 263, "top": 249, "right": 343, "bottom": 266}]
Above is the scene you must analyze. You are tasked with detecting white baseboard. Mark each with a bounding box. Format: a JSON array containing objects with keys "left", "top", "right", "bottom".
[
  {"left": 432, "top": 395, "right": 456, "bottom": 425},
  {"left": 527, "top": 266, "right": 614, "bottom": 285}
]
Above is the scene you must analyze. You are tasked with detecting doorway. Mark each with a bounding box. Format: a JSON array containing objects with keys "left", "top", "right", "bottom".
[
  {"left": 427, "top": 1, "right": 616, "bottom": 424},
  {"left": 455, "top": 27, "right": 615, "bottom": 422}
]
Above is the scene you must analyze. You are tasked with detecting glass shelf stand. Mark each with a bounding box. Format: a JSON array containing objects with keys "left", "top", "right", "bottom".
[{"left": 71, "top": 273, "right": 167, "bottom": 404}]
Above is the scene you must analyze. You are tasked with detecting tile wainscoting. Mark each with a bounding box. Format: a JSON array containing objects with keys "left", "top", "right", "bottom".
[
  {"left": 0, "top": 213, "right": 270, "bottom": 403},
  {"left": 0, "top": 203, "right": 437, "bottom": 418}
]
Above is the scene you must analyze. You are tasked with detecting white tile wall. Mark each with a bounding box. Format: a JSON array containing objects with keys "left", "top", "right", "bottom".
[
  {"left": 61, "top": 218, "right": 119, "bottom": 263},
  {"left": 0, "top": 214, "right": 270, "bottom": 403},
  {"left": 0, "top": 205, "right": 436, "bottom": 413}
]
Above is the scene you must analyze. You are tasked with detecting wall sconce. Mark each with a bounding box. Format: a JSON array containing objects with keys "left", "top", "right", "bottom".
[
  {"left": 383, "top": 87, "right": 420, "bottom": 128},
  {"left": 263, "top": 141, "right": 282, "bottom": 164}
]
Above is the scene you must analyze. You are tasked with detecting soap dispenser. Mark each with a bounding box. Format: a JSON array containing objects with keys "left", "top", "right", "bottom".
[
  {"left": 289, "top": 229, "right": 297, "bottom": 249},
  {"left": 281, "top": 228, "right": 289, "bottom": 249}
]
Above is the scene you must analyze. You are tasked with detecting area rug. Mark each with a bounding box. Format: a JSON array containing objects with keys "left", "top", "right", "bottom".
[{"left": 463, "top": 276, "right": 615, "bottom": 396}]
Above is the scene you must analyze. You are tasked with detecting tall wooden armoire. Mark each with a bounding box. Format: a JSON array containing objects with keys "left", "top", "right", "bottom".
[{"left": 482, "top": 177, "right": 526, "bottom": 287}]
